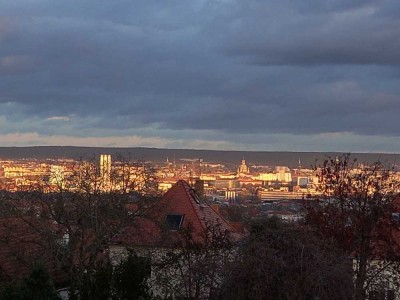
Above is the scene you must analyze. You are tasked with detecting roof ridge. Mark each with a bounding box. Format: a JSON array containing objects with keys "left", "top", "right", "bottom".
[
  {"left": 181, "top": 180, "right": 235, "bottom": 232},
  {"left": 180, "top": 180, "right": 207, "bottom": 233},
  {"left": 208, "top": 203, "right": 235, "bottom": 231}
]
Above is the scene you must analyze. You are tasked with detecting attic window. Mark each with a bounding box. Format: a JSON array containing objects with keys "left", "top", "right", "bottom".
[
  {"left": 392, "top": 213, "right": 400, "bottom": 223},
  {"left": 166, "top": 214, "right": 184, "bottom": 230}
]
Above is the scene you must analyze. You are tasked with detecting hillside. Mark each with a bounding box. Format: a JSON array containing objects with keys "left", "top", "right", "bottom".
[{"left": 0, "top": 147, "right": 399, "bottom": 169}]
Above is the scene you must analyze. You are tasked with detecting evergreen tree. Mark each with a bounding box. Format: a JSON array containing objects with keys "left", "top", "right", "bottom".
[{"left": 112, "top": 253, "right": 152, "bottom": 300}]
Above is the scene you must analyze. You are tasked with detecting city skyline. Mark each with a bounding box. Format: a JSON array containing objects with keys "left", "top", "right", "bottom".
[{"left": 1, "top": 1, "right": 400, "bottom": 152}]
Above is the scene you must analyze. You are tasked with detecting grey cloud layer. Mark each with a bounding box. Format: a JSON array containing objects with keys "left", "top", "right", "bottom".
[{"left": 0, "top": 0, "right": 400, "bottom": 148}]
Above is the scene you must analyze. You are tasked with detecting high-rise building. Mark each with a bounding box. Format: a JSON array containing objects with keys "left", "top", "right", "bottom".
[{"left": 99, "top": 154, "right": 111, "bottom": 189}]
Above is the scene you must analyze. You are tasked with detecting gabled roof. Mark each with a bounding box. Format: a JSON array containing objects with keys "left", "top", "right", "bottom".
[
  {"left": 112, "top": 180, "right": 238, "bottom": 247},
  {"left": 160, "top": 180, "right": 235, "bottom": 235}
]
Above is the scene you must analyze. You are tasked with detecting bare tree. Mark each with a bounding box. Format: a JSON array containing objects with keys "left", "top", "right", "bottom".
[
  {"left": 221, "top": 217, "right": 354, "bottom": 300},
  {"left": 152, "top": 221, "right": 236, "bottom": 299},
  {"left": 110, "top": 155, "right": 159, "bottom": 196},
  {"left": 306, "top": 155, "right": 400, "bottom": 299},
  {"left": 0, "top": 156, "right": 161, "bottom": 299}
]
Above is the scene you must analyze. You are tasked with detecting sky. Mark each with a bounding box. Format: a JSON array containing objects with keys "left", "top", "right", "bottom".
[{"left": 1, "top": 0, "right": 400, "bottom": 152}]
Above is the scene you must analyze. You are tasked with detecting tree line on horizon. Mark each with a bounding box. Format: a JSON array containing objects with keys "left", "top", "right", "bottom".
[{"left": 2, "top": 147, "right": 400, "bottom": 168}]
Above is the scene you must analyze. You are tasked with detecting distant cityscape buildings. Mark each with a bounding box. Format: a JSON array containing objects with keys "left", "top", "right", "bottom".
[
  {"left": 2, "top": 153, "right": 399, "bottom": 212},
  {"left": 1, "top": 153, "right": 400, "bottom": 226},
  {"left": 237, "top": 159, "right": 249, "bottom": 175},
  {"left": 49, "top": 165, "right": 66, "bottom": 188},
  {"left": 99, "top": 154, "right": 112, "bottom": 190}
]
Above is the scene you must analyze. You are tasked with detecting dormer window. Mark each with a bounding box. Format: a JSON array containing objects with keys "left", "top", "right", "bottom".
[
  {"left": 166, "top": 214, "right": 184, "bottom": 230},
  {"left": 392, "top": 212, "right": 400, "bottom": 223}
]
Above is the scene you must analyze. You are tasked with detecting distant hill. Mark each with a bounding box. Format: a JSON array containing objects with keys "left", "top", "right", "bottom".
[{"left": 0, "top": 146, "right": 399, "bottom": 169}]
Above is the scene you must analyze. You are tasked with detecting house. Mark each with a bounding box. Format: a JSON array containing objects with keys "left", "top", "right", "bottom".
[
  {"left": 0, "top": 217, "right": 69, "bottom": 291},
  {"left": 0, "top": 193, "right": 111, "bottom": 298},
  {"left": 110, "top": 180, "right": 242, "bottom": 299},
  {"left": 361, "top": 197, "right": 400, "bottom": 299}
]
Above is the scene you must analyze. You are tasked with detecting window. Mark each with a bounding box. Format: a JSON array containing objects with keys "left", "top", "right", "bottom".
[
  {"left": 56, "top": 233, "right": 70, "bottom": 247},
  {"left": 392, "top": 212, "right": 399, "bottom": 223},
  {"left": 166, "top": 214, "right": 184, "bottom": 230}
]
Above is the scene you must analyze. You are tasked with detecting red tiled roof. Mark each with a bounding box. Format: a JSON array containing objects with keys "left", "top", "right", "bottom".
[
  {"left": 267, "top": 210, "right": 296, "bottom": 215},
  {"left": 229, "top": 222, "right": 246, "bottom": 234},
  {"left": 0, "top": 217, "right": 68, "bottom": 285},
  {"left": 160, "top": 180, "right": 234, "bottom": 235},
  {"left": 112, "top": 217, "right": 161, "bottom": 247},
  {"left": 113, "top": 180, "right": 239, "bottom": 247}
]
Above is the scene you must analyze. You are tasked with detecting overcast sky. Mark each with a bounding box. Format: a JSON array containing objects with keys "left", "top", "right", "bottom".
[{"left": 1, "top": 0, "right": 400, "bottom": 152}]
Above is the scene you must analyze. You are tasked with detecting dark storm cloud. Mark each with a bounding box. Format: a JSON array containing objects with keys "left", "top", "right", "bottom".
[
  {"left": 221, "top": 1, "right": 400, "bottom": 65},
  {"left": 1, "top": 0, "right": 400, "bottom": 149}
]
